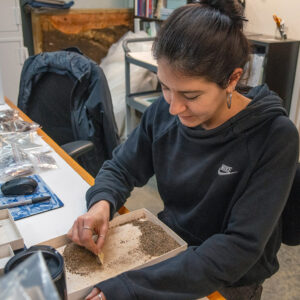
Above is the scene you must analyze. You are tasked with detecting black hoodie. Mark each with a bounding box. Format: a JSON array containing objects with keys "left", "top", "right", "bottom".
[{"left": 86, "top": 85, "right": 299, "bottom": 300}]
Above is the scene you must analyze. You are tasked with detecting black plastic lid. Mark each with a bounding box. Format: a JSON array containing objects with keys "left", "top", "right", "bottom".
[{"left": 4, "top": 245, "right": 64, "bottom": 280}]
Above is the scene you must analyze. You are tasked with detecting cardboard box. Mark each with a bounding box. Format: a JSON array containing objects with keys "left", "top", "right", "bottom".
[{"left": 39, "top": 208, "right": 187, "bottom": 300}]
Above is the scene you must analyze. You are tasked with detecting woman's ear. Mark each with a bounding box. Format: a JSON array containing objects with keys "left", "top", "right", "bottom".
[{"left": 226, "top": 68, "right": 243, "bottom": 93}]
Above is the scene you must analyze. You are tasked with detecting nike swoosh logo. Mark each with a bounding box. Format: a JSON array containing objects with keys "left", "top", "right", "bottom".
[{"left": 218, "top": 170, "right": 238, "bottom": 176}]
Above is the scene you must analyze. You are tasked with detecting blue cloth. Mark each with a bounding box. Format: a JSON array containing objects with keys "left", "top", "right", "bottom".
[
  {"left": 0, "top": 175, "right": 63, "bottom": 220},
  {"left": 25, "top": 1, "right": 74, "bottom": 9}
]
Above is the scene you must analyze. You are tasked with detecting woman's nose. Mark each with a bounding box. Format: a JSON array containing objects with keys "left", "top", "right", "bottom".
[{"left": 169, "top": 94, "right": 186, "bottom": 116}]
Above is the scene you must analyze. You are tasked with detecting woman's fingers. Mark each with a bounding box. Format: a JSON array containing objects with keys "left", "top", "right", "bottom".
[
  {"left": 96, "top": 222, "right": 109, "bottom": 253},
  {"left": 67, "top": 217, "right": 83, "bottom": 246},
  {"left": 68, "top": 200, "right": 111, "bottom": 255},
  {"left": 67, "top": 214, "right": 97, "bottom": 253},
  {"left": 85, "top": 288, "right": 100, "bottom": 300},
  {"left": 80, "top": 215, "right": 99, "bottom": 255},
  {"left": 85, "top": 288, "right": 107, "bottom": 300}
]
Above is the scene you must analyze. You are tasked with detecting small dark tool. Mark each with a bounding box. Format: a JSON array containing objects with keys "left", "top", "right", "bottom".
[{"left": 1, "top": 177, "right": 38, "bottom": 196}]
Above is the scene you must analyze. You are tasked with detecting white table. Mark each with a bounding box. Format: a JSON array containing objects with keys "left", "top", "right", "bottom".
[
  {"left": 16, "top": 145, "right": 90, "bottom": 247},
  {"left": 2, "top": 99, "right": 91, "bottom": 247}
]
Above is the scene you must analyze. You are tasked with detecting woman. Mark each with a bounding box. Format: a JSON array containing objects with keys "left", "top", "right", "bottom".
[{"left": 68, "top": 1, "right": 299, "bottom": 299}]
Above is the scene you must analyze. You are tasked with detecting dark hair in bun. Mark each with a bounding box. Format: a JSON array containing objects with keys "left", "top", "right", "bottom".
[
  {"left": 153, "top": 0, "right": 250, "bottom": 88},
  {"left": 196, "top": 0, "right": 247, "bottom": 29}
]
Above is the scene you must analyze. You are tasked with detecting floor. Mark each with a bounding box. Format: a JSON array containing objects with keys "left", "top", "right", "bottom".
[{"left": 125, "top": 178, "right": 300, "bottom": 300}]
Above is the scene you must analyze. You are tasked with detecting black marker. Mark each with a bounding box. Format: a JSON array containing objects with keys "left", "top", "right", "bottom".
[{"left": 0, "top": 196, "right": 51, "bottom": 210}]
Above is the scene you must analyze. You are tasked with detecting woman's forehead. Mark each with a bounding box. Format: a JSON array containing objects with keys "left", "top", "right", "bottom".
[{"left": 157, "top": 59, "right": 214, "bottom": 89}]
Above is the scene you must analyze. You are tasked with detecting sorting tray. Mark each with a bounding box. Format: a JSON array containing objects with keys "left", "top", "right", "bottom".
[
  {"left": 0, "top": 244, "right": 14, "bottom": 274},
  {"left": 39, "top": 208, "right": 187, "bottom": 300},
  {"left": 0, "top": 209, "right": 24, "bottom": 251}
]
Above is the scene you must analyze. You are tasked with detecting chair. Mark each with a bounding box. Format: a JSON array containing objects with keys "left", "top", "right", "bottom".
[
  {"left": 18, "top": 48, "right": 120, "bottom": 177},
  {"left": 282, "top": 162, "right": 300, "bottom": 246}
]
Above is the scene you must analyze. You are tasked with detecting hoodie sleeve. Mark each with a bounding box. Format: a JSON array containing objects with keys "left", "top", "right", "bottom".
[
  {"left": 86, "top": 105, "right": 155, "bottom": 218},
  {"left": 94, "top": 116, "right": 299, "bottom": 300}
]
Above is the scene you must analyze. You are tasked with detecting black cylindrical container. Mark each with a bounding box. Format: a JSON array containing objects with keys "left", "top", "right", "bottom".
[{"left": 4, "top": 245, "right": 67, "bottom": 300}]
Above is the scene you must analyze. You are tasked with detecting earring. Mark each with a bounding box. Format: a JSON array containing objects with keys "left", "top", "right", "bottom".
[{"left": 227, "top": 93, "right": 232, "bottom": 109}]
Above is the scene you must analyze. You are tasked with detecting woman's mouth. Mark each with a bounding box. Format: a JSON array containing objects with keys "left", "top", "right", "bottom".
[{"left": 179, "top": 115, "right": 193, "bottom": 120}]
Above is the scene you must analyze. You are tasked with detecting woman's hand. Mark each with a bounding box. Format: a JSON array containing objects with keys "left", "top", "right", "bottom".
[
  {"left": 67, "top": 200, "right": 110, "bottom": 255},
  {"left": 85, "top": 288, "right": 107, "bottom": 300}
]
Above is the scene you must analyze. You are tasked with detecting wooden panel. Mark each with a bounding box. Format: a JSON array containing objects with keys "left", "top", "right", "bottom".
[{"left": 31, "top": 8, "right": 134, "bottom": 63}]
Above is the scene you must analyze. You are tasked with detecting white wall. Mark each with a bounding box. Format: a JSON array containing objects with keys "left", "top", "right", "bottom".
[
  {"left": 245, "top": 0, "right": 300, "bottom": 130},
  {"left": 72, "top": 0, "right": 132, "bottom": 8}
]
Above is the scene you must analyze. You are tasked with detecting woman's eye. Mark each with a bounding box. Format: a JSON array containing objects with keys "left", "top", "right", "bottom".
[{"left": 184, "top": 95, "right": 199, "bottom": 100}]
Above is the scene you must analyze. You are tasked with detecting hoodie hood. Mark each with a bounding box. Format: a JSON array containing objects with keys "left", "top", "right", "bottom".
[
  {"left": 179, "top": 84, "right": 287, "bottom": 139},
  {"left": 243, "top": 84, "right": 287, "bottom": 127}
]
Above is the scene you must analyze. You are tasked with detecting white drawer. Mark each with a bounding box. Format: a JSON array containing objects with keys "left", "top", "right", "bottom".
[{"left": 0, "top": 0, "right": 21, "bottom": 33}]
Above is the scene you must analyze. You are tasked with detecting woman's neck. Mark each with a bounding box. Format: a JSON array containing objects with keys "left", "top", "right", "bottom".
[{"left": 202, "top": 91, "right": 251, "bottom": 130}]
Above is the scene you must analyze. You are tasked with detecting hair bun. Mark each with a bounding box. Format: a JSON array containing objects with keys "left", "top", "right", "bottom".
[{"left": 195, "top": 0, "right": 247, "bottom": 29}]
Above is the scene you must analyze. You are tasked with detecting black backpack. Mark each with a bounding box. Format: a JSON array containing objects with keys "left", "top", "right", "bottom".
[{"left": 282, "top": 163, "right": 300, "bottom": 246}]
